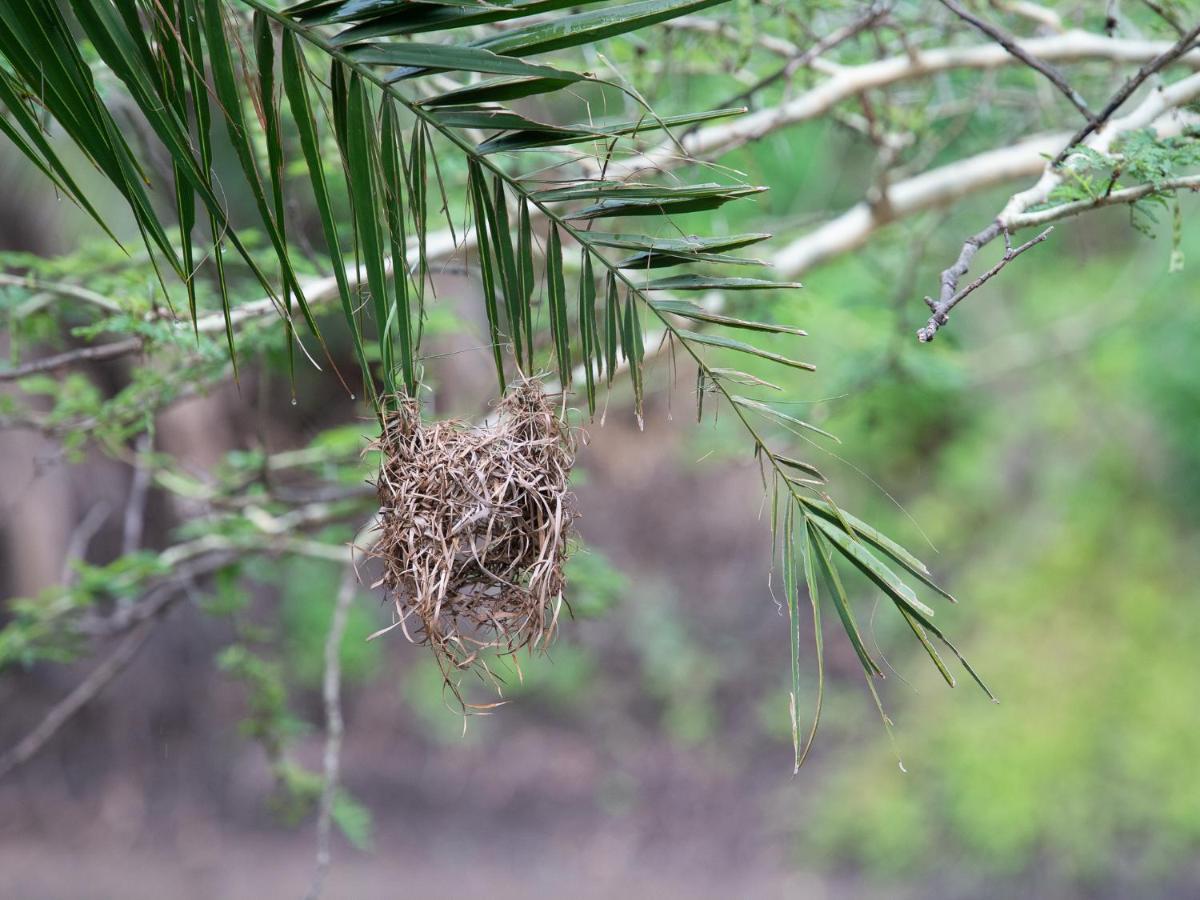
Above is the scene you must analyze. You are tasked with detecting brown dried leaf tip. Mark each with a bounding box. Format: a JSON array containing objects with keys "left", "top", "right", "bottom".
[{"left": 366, "top": 380, "right": 578, "bottom": 695}]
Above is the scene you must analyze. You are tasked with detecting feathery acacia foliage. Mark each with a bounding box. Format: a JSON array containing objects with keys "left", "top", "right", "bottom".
[{"left": 0, "top": 0, "right": 991, "bottom": 765}]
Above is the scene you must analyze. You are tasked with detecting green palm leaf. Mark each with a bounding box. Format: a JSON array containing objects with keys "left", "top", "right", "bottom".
[{"left": 0, "top": 0, "right": 989, "bottom": 759}]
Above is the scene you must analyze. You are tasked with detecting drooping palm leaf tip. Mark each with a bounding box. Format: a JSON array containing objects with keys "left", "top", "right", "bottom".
[{"left": 0, "top": 0, "right": 993, "bottom": 765}]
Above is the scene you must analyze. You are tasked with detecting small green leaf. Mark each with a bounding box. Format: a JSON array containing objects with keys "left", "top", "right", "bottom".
[
  {"left": 644, "top": 275, "right": 801, "bottom": 292},
  {"left": 579, "top": 250, "right": 597, "bottom": 416},
  {"left": 345, "top": 73, "right": 395, "bottom": 393},
  {"left": 651, "top": 299, "right": 807, "bottom": 335},
  {"left": 467, "top": 160, "right": 507, "bottom": 392},
  {"left": 684, "top": 334, "right": 815, "bottom": 373},
  {"left": 732, "top": 396, "right": 837, "bottom": 439},
  {"left": 347, "top": 42, "right": 585, "bottom": 81},
  {"left": 546, "top": 224, "right": 572, "bottom": 387},
  {"left": 421, "top": 75, "right": 584, "bottom": 107},
  {"left": 809, "top": 525, "right": 884, "bottom": 678},
  {"left": 808, "top": 515, "right": 936, "bottom": 619},
  {"left": 474, "top": 0, "right": 730, "bottom": 57},
  {"left": 517, "top": 199, "right": 536, "bottom": 372}
]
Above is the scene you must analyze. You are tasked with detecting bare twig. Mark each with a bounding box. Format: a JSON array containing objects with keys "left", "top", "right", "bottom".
[
  {"left": 0, "top": 613, "right": 167, "bottom": 782},
  {"left": 916, "top": 67, "right": 1200, "bottom": 342},
  {"left": 1052, "top": 21, "right": 1200, "bottom": 165},
  {"left": 1140, "top": 0, "right": 1186, "bottom": 37},
  {"left": 940, "top": 0, "right": 1093, "bottom": 117},
  {"left": 0, "top": 273, "right": 123, "bottom": 314},
  {"left": 306, "top": 565, "right": 359, "bottom": 900},
  {"left": 0, "top": 338, "right": 143, "bottom": 382},
  {"left": 917, "top": 226, "right": 1053, "bottom": 342},
  {"left": 718, "top": 3, "right": 892, "bottom": 113}
]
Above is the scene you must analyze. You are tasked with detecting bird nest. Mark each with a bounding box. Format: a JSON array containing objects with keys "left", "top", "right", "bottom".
[{"left": 365, "top": 381, "right": 577, "bottom": 694}]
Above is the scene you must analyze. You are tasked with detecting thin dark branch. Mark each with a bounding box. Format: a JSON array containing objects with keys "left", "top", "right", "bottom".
[
  {"left": 0, "top": 612, "right": 167, "bottom": 782},
  {"left": 713, "top": 2, "right": 892, "bottom": 118},
  {"left": 939, "top": 0, "right": 1093, "bottom": 118},
  {"left": 0, "top": 528, "right": 356, "bottom": 781},
  {"left": 306, "top": 565, "right": 358, "bottom": 900},
  {"left": 1052, "top": 21, "right": 1200, "bottom": 165},
  {"left": 78, "top": 552, "right": 239, "bottom": 637},
  {"left": 917, "top": 225, "right": 1053, "bottom": 342},
  {"left": 1140, "top": 0, "right": 1186, "bottom": 37},
  {"left": 0, "top": 338, "right": 143, "bottom": 382}
]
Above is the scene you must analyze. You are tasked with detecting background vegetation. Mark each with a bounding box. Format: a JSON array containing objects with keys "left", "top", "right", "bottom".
[{"left": 2, "top": 1, "right": 1199, "bottom": 897}]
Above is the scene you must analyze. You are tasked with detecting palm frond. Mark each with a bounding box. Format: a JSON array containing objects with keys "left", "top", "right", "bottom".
[{"left": 0, "top": 0, "right": 992, "bottom": 762}]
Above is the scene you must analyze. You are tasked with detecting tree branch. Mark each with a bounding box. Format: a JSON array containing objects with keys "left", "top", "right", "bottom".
[
  {"left": 306, "top": 564, "right": 358, "bottom": 900},
  {"left": 0, "top": 273, "right": 123, "bottom": 314},
  {"left": 917, "top": 226, "right": 1053, "bottom": 342},
  {"left": 1052, "top": 22, "right": 1200, "bottom": 165},
  {"left": 939, "top": 0, "right": 1093, "bottom": 118},
  {"left": 0, "top": 486, "right": 379, "bottom": 778},
  {"left": 121, "top": 433, "right": 152, "bottom": 558},
  {"left": 0, "top": 611, "right": 167, "bottom": 781},
  {"left": 0, "top": 338, "right": 143, "bottom": 382},
  {"left": 718, "top": 3, "right": 892, "bottom": 114},
  {"left": 603, "top": 29, "right": 1200, "bottom": 180},
  {"left": 772, "top": 130, "right": 1068, "bottom": 277},
  {"left": 918, "top": 70, "right": 1200, "bottom": 341},
  {"left": 1007, "top": 174, "right": 1200, "bottom": 229}
]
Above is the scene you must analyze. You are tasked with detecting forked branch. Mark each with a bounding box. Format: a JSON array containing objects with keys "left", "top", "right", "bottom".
[
  {"left": 1052, "top": 22, "right": 1200, "bottom": 166},
  {"left": 938, "top": 0, "right": 1092, "bottom": 119},
  {"left": 917, "top": 226, "right": 1053, "bottom": 342}
]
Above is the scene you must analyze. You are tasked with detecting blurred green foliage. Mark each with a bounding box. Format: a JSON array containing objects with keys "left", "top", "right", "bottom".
[
  {"left": 3, "top": 2, "right": 1199, "bottom": 891},
  {"left": 774, "top": 200, "right": 1200, "bottom": 885},
  {"left": 270, "top": 557, "right": 382, "bottom": 689}
]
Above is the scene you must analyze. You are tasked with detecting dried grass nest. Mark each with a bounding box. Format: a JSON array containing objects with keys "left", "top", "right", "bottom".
[{"left": 366, "top": 380, "right": 578, "bottom": 690}]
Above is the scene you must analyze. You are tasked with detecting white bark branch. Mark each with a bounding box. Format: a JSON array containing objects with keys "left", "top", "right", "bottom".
[
  {"left": 917, "top": 71, "right": 1200, "bottom": 341},
  {"left": 771, "top": 131, "right": 1069, "bottom": 278},
  {"left": 604, "top": 30, "right": 1200, "bottom": 181},
  {"left": 38, "top": 28, "right": 1192, "bottom": 362},
  {"left": 181, "top": 32, "right": 1198, "bottom": 340},
  {"left": 998, "top": 71, "right": 1200, "bottom": 226},
  {"left": 1007, "top": 174, "right": 1200, "bottom": 229}
]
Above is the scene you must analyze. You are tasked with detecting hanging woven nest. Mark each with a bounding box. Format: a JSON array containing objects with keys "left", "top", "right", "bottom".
[{"left": 366, "top": 380, "right": 578, "bottom": 690}]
